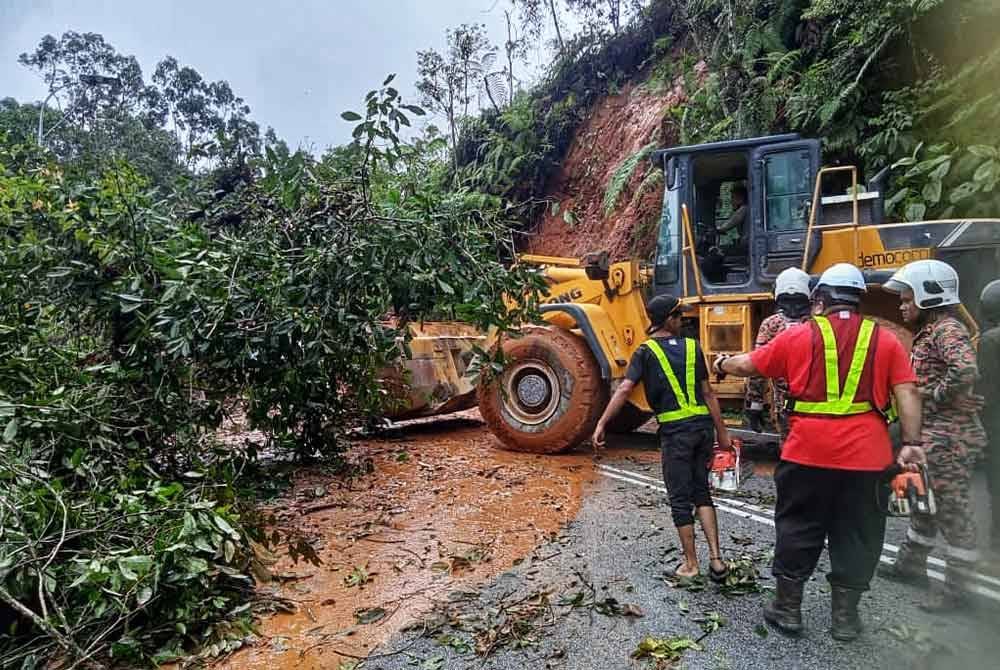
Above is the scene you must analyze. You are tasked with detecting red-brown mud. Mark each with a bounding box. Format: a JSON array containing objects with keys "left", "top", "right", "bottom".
[{"left": 218, "top": 417, "right": 601, "bottom": 670}]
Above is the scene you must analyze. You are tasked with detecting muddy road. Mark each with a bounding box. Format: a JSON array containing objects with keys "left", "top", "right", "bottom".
[{"left": 221, "top": 417, "right": 999, "bottom": 670}]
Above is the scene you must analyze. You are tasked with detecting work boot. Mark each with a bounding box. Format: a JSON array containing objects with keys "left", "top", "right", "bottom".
[
  {"left": 830, "top": 586, "right": 863, "bottom": 641},
  {"left": 920, "top": 563, "right": 970, "bottom": 613},
  {"left": 764, "top": 576, "right": 804, "bottom": 635},
  {"left": 878, "top": 542, "right": 930, "bottom": 586}
]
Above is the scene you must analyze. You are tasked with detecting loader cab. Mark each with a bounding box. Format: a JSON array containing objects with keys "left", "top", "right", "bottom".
[{"left": 653, "top": 134, "right": 820, "bottom": 296}]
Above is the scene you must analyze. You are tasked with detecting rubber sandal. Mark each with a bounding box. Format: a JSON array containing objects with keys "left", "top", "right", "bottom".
[
  {"left": 709, "top": 564, "right": 730, "bottom": 583},
  {"left": 709, "top": 556, "right": 729, "bottom": 584}
]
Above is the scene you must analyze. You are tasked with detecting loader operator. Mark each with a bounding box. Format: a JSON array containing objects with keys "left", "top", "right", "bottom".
[
  {"left": 745, "top": 267, "right": 812, "bottom": 438},
  {"left": 881, "top": 259, "right": 986, "bottom": 610},
  {"left": 713, "top": 263, "right": 924, "bottom": 641},
  {"left": 593, "top": 295, "right": 732, "bottom": 583},
  {"left": 979, "top": 279, "right": 1000, "bottom": 559},
  {"left": 717, "top": 184, "right": 748, "bottom": 244}
]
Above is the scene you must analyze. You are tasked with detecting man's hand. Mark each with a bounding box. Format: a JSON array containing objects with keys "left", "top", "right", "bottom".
[
  {"left": 953, "top": 392, "right": 985, "bottom": 413},
  {"left": 592, "top": 423, "right": 607, "bottom": 455},
  {"left": 897, "top": 443, "right": 927, "bottom": 472},
  {"left": 717, "top": 428, "right": 732, "bottom": 450}
]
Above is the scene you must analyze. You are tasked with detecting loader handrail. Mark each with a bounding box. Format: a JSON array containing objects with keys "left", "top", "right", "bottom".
[
  {"left": 801, "top": 165, "right": 860, "bottom": 271},
  {"left": 681, "top": 203, "right": 704, "bottom": 299}
]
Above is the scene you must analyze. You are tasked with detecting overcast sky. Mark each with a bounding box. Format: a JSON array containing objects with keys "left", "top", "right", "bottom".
[{"left": 0, "top": 0, "right": 556, "bottom": 151}]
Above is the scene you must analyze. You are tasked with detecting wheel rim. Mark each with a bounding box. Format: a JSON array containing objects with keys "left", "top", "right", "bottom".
[{"left": 502, "top": 359, "right": 561, "bottom": 425}]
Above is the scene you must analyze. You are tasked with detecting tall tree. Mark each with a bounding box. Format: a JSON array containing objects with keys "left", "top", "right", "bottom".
[
  {"left": 510, "top": 0, "right": 567, "bottom": 52},
  {"left": 416, "top": 24, "right": 497, "bottom": 166},
  {"left": 17, "top": 31, "right": 260, "bottom": 185},
  {"left": 416, "top": 49, "right": 460, "bottom": 170}
]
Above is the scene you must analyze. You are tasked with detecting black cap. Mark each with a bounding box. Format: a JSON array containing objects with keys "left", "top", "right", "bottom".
[{"left": 645, "top": 295, "right": 693, "bottom": 334}]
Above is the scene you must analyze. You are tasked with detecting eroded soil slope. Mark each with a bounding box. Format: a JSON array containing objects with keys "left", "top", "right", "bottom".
[{"left": 525, "top": 82, "right": 680, "bottom": 261}]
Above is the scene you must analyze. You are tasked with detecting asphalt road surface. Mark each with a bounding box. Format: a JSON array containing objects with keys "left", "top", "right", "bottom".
[{"left": 365, "top": 432, "right": 999, "bottom": 670}]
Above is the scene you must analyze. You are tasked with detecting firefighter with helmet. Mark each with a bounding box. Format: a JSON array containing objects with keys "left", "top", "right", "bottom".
[
  {"left": 745, "top": 267, "right": 812, "bottom": 438},
  {"left": 979, "top": 279, "right": 1000, "bottom": 559},
  {"left": 713, "top": 262, "right": 924, "bottom": 641},
  {"left": 880, "top": 259, "right": 986, "bottom": 610}
]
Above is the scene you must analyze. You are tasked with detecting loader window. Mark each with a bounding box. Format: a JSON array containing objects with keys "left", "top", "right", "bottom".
[
  {"left": 690, "top": 151, "right": 750, "bottom": 285},
  {"left": 763, "top": 150, "right": 811, "bottom": 232}
]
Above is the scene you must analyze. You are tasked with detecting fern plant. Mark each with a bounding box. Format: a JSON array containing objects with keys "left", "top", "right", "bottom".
[{"left": 603, "top": 141, "right": 659, "bottom": 216}]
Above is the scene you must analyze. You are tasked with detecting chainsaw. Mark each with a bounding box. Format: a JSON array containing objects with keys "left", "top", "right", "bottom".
[
  {"left": 709, "top": 438, "right": 749, "bottom": 492},
  {"left": 884, "top": 463, "right": 936, "bottom": 516}
]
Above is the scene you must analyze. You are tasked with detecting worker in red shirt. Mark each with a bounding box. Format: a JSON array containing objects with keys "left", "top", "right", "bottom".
[{"left": 713, "top": 263, "right": 924, "bottom": 642}]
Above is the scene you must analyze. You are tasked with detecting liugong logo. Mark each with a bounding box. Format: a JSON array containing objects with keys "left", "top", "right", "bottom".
[{"left": 857, "top": 248, "right": 930, "bottom": 268}]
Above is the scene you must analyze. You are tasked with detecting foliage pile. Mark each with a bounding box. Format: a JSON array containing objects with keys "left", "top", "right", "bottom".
[{"left": 0, "top": 69, "right": 541, "bottom": 666}]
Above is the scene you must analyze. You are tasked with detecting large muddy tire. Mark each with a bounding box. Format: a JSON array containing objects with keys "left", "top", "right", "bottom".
[
  {"left": 607, "top": 402, "right": 653, "bottom": 434},
  {"left": 477, "top": 326, "right": 607, "bottom": 454}
]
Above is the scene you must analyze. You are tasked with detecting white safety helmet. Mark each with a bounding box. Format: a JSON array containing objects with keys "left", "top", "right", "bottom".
[
  {"left": 774, "top": 267, "right": 811, "bottom": 299},
  {"left": 812, "top": 263, "right": 867, "bottom": 305},
  {"left": 884, "top": 259, "right": 960, "bottom": 309}
]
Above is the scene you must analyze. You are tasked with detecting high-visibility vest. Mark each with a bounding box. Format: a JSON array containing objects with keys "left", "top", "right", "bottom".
[
  {"left": 644, "top": 338, "right": 710, "bottom": 424},
  {"left": 788, "top": 315, "right": 876, "bottom": 416}
]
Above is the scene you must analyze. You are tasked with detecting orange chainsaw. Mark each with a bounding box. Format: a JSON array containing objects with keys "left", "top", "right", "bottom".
[
  {"left": 709, "top": 438, "right": 748, "bottom": 492},
  {"left": 884, "top": 463, "right": 936, "bottom": 516}
]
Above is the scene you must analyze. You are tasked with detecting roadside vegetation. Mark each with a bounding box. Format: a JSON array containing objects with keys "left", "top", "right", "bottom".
[{"left": 1, "top": 0, "right": 998, "bottom": 666}]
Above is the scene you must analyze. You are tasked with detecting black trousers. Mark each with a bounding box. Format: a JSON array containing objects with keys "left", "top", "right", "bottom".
[
  {"left": 772, "top": 461, "right": 887, "bottom": 591},
  {"left": 660, "top": 424, "right": 715, "bottom": 527}
]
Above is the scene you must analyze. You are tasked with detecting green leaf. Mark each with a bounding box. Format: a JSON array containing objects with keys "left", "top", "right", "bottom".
[
  {"left": 118, "top": 556, "right": 151, "bottom": 581},
  {"left": 184, "top": 556, "right": 209, "bottom": 576},
  {"left": 137, "top": 586, "right": 153, "bottom": 606},
  {"left": 213, "top": 514, "right": 240, "bottom": 539},
  {"left": 341, "top": 111, "right": 363, "bottom": 122},
  {"left": 382, "top": 73, "right": 396, "bottom": 86},
  {"left": 905, "top": 203, "right": 927, "bottom": 221},
  {"left": 2, "top": 418, "right": 18, "bottom": 443},
  {"left": 929, "top": 160, "right": 951, "bottom": 181},
  {"left": 968, "top": 145, "right": 999, "bottom": 159},
  {"left": 974, "top": 160, "right": 997, "bottom": 183},
  {"left": 949, "top": 181, "right": 981, "bottom": 203},
  {"left": 922, "top": 180, "right": 942, "bottom": 205},
  {"left": 401, "top": 104, "right": 426, "bottom": 116}
]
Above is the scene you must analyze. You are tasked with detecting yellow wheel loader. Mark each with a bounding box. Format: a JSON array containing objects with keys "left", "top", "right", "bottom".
[{"left": 394, "top": 133, "right": 1000, "bottom": 453}]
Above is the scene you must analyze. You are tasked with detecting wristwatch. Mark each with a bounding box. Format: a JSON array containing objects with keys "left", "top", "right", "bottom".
[{"left": 714, "top": 354, "right": 731, "bottom": 374}]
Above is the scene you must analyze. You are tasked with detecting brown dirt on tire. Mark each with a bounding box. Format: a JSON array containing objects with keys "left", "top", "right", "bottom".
[{"left": 478, "top": 327, "right": 607, "bottom": 454}]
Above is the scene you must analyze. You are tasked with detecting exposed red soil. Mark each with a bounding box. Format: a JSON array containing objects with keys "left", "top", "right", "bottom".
[
  {"left": 525, "top": 83, "right": 677, "bottom": 262},
  {"left": 218, "top": 415, "right": 605, "bottom": 670}
]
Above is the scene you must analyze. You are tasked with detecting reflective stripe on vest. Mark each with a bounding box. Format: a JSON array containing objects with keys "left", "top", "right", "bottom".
[
  {"left": 644, "top": 338, "right": 710, "bottom": 424},
  {"left": 790, "top": 315, "right": 876, "bottom": 416}
]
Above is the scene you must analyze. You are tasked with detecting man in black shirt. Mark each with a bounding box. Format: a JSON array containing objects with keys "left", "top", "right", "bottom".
[{"left": 593, "top": 295, "right": 732, "bottom": 580}]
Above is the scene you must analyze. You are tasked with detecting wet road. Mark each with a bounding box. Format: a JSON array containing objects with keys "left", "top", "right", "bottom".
[{"left": 362, "top": 430, "right": 1000, "bottom": 670}]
